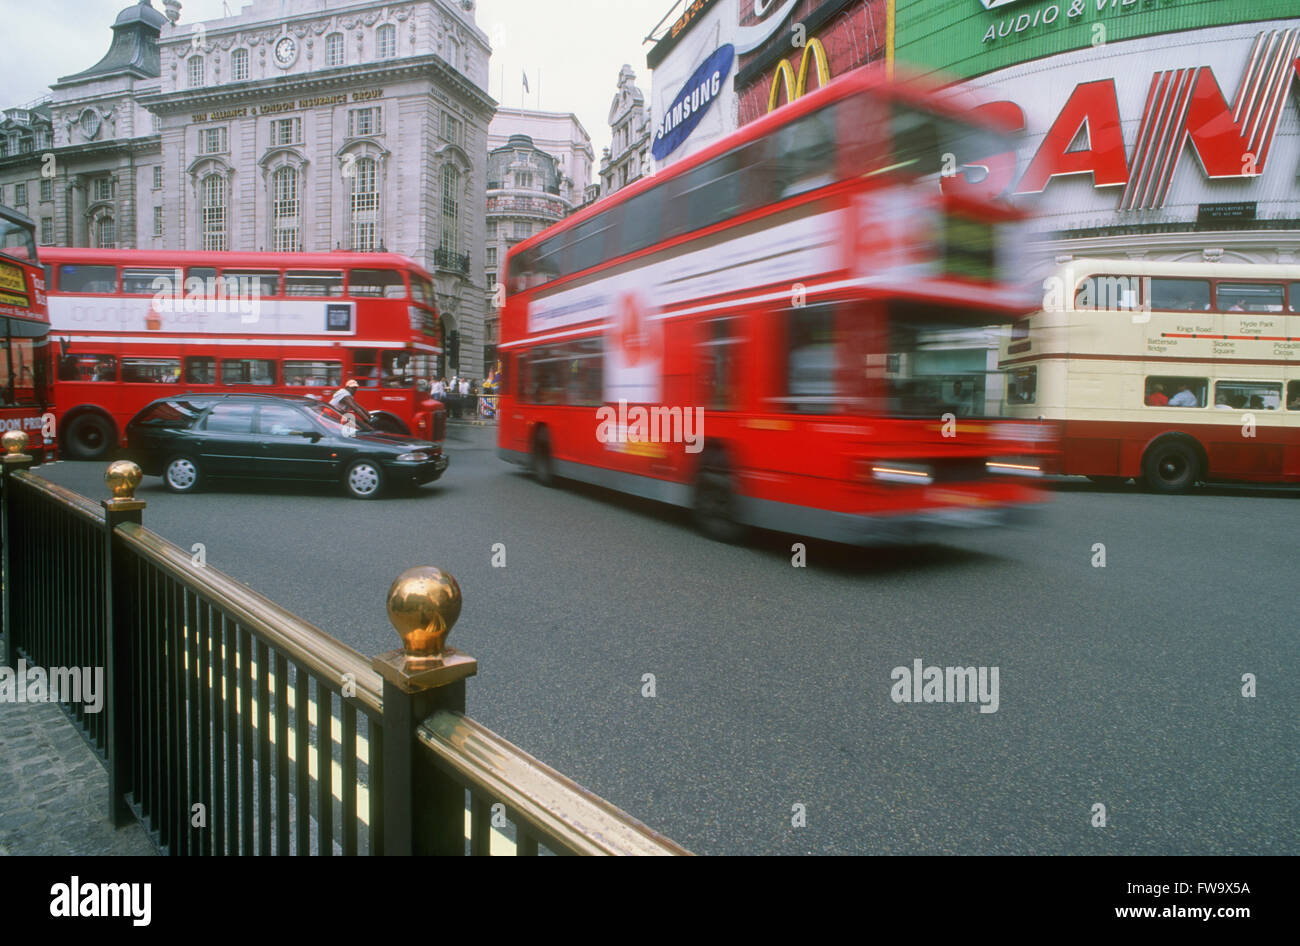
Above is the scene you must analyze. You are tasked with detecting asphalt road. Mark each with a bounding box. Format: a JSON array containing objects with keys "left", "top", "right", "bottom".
[{"left": 32, "top": 427, "right": 1299, "bottom": 855}]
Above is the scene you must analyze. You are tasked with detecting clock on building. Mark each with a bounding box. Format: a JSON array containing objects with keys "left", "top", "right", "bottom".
[{"left": 274, "top": 35, "right": 298, "bottom": 68}]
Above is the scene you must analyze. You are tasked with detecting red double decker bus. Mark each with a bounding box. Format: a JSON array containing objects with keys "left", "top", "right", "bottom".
[
  {"left": 0, "top": 205, "right": 52, "bottom": 461},
  {"left": 498, "top": 67, "right": 1054, "bottom": 545},
  {"left": 42, "top": 248, "right": 446, "bottom": 459}
]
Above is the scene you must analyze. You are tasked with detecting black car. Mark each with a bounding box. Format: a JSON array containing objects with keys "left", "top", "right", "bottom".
[{"left": 125, "top": 394, "right": 448, "bottom": 499}]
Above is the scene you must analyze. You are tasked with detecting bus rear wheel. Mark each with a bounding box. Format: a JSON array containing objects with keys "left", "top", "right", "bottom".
[
  {"left": 531, "top": 428, "right": 556, "bottom": 487},
  {"left": 693, "top": 453, "right": 745, "bottom": 543},
  {"left": 63, "top": 414, "right": 115, "bottom": 461},
  {"left": 1142, "top": 441, "right": 1200, "bottom": 494}
]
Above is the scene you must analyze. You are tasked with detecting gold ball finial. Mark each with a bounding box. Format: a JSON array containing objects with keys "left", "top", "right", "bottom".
[
  {"left": 386, "top": 566, "right": 462, "bottom": 663},
  {"left": 2, "top": 430, "right": 28, "bottom": 455},
  {"left": 105, "top": 460, "right": 143, "bottom": 499}
]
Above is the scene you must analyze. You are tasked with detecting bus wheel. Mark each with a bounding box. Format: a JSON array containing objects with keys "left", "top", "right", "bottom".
[
  {"left": 1142, "top": 440, "right": 1200, "bottom": 494},
  {"left": 693, "top": 453, "right": 745, "bottom": 543},
  {"left": 64, "top": 414, "right": 115, "bottom": 461},
  {"left": 164, "top": 456, "right": 202, "bottom": 494},
  {"left": 531, "top": 428, "right": 556, "bottom": 487},
  {"left": 370, "top": 413, "right": 406, "bottom": 435}
]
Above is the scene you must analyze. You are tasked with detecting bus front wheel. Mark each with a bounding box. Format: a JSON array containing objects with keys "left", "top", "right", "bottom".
[
  {"left": 1142, "top": 440, "right": 1200, "bottom": 494},
  {"left": 63, "top": 414, "right": 116, "bottom": 461}
]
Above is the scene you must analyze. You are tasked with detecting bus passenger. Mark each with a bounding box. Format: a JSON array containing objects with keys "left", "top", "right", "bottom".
[
  {"left": 1146, "top": 383, "right": 1168, "bottom": 406},
  {"left": 1167, "top": 384, "right": 1198, "bottom": 407}
]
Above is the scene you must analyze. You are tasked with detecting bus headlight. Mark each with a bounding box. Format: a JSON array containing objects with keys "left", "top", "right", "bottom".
[
  {"left": 871, "top": 462, "right": 934, "bottom": 486},
  {"left": 985, "top": 458, "right": 1042, "bottom": 477}
]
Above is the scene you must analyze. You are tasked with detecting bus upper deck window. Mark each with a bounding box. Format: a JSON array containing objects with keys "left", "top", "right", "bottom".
[
  {"left": 122, "top": 268, "right": 176, "bottom": 295},
  {"left": 284, "top": 271, "right": 344, "bottom": 296},
  {"left": 58, "top": 264, "right": 117, "bottom": 294},
  {"left": 1216, "top": 283, "right": 1283, "bottom": 313},
  {"left": 349, "top": 268, "right": 406, "bottom": 298},
  {"left": 221, "top": 271, "right": 279, "bottom": 298}
]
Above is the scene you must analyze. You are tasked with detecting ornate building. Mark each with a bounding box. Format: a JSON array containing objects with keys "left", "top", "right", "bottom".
[
  {"left": 599, "top": 65, "right": 651, "bottom": 197},
  {"left": 482, "top": 109, "right": 592, "bottom": 369},
  {"left": 0, "top": 0, "right": 499, "bottom": 378},
  {"left": 0, "top": 0, "right": 165, "bottom": 251}
]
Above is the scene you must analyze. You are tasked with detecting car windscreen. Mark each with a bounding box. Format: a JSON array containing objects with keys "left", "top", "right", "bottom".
[{"left": 302, "top": 400, "right": 377, "bottom": 434}]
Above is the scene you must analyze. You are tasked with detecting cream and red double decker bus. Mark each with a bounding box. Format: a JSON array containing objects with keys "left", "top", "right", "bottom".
[
  {"left": 43, "top": 248, "right": 447, "bottom": 459},
  {"left": 497, "top": 66, "right": 1054, "bottom": 545},
  {"left": 0, "top": 205, "right": 52, "bottom": 461},
  {"left": 999, "top": 259, "right": 1300, "bottom": 492}
]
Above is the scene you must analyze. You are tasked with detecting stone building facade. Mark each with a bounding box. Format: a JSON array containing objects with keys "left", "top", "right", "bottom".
[
  {"left": 482, "top": 109, "right": 592, "bottom": 369},
  {"left": 0, "top": 0, "right": 498, "bottom": 379},
  {"left": 599, "top": 65, "right": 651, "bottom": 197}
]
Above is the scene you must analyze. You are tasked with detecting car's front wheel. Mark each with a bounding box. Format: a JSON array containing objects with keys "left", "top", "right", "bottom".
[
  {"left": 344, "top": 459, "right": 385, "bottom": 499},
  {"left": 164, "top": 456, "right": 202, "bottom": 494}
]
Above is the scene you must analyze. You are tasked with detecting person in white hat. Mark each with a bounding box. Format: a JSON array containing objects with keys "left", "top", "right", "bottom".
[{"left": 330, "top": 378, "right": 371, "bottom": 423}]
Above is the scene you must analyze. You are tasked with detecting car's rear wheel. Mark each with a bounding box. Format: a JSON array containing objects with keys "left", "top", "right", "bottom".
[
  {"left": 1142, "top": 440, "right": 1200, "bottom": 494},
  {"left": 164, "top": 456, "right": 202, "bottom": 493},
  {"left": 64, "top": 413, "right": 115, "bottom": 460},
  {"left": 344, "top": 459, "right": 385, "bottom": 499}
]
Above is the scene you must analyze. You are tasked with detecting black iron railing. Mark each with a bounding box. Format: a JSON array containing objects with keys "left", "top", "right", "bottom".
[{"left": 0, "top": 443, "right": 688, "bottom": 856}]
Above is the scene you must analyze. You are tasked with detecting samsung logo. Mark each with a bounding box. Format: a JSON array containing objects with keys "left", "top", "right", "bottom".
[{"left": 652, "top": 44, "right": 734, "bottom": 162}]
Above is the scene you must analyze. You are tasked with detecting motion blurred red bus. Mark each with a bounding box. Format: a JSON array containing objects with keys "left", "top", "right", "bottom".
[
  {"left": 497, "top": 66, "right": 1055, "bottom": 545},
  {"left": 0, "top": 205, "right": 53, "bottom": 461},
  {"left": 43, "top": 248, "right": 446, "bottom": 459}
]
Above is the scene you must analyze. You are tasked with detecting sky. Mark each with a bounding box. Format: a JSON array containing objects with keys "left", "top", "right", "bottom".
[{"left": 0, "top": 0, "right": 680, "bottom": 163}]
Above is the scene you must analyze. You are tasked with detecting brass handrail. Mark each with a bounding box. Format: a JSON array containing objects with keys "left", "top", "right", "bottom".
[
  {"left": 417, "top": 710, "right": 692, "bottom": 856},
  {"left": 12, "top": 470, "right": 106, "bottom": 526},
  {"left": 114, "top": 520, "right": 384, "bottom": 715}
]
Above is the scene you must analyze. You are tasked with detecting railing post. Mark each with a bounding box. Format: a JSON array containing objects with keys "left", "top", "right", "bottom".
[
  {"left": 101, "top": 461, "right": 145, "bottom": 828},
  {"left": 1, "top": 431, "right": 35, "bottom": 672},
  {"left": 371, "top": 567, "right": 476, "bottom": 855}
]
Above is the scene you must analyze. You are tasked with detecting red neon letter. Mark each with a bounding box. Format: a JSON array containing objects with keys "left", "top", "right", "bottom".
[{"left": 1017, "top": 79, "right": 1128, "bottom": 194}]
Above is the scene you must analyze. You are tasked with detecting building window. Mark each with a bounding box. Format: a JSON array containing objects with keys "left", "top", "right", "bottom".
[
  {"left": 349, "top": 157, "right": 379, "bottom": 251},
  {"left": 487, "top": 220, "right": 497, "bottom": 239},
  {"left": 201, "top": 174, "right": 227, "bottom": 251},
  {"left": 152, "top": 113, "right": 162, "bottom": 132},
  {"left": 486, "top": 246, "right": 497, "bottom": 266},
  {"left": 14, "top": 183, "right": 26, "bottom": 205},
  {"left": 188, "top": 56, "right": 204, "bottom": 88},
  {"left": 271, "top": 117, "right": 301, "bottom": 146},
  {"left": 153, "top": 206, "right": 164, "bottom": 237},
  {"left": 200, "top": 127, "right": 227, "bottom": 154},
  {"left": 93, "top": 177, "right": 113, "bottom": 202},
  {"left": 40, "top": 217, "right": 53, "bottom": 245},
  {"left": 348, "top": 107, "right": 381, "bottom": 137},
  {"left": 377, "top": 24, "right": 396, "bottom": 59},
  {"left": 441, "top": 111, "right": 463, "bottom": 147},
  {"left": 326, "top": 33, "right": 344, "bottom": 67},
  {"left": 152, "top": 166, "right": 163, "bottom": 189},
  {"left": 272, "top": 166, "right": 300, "bottom": 252},
  {"left": 95, "top": 215, "right": 116, "bottom": 248},
  {"left": 39, "top": 179, "right": 52, "bottom": 202},
  {"left": 231, "top": 48, "right": 248, "bottom": 81},
  {"left": 441, "top": 165, "right": 460, "bottom": 256},
  {"left": 35, "top": 129, "right": 50, "bottom": 150},
  {"left": 515, "top": 171, "right": 533, "bottom": 190}
]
